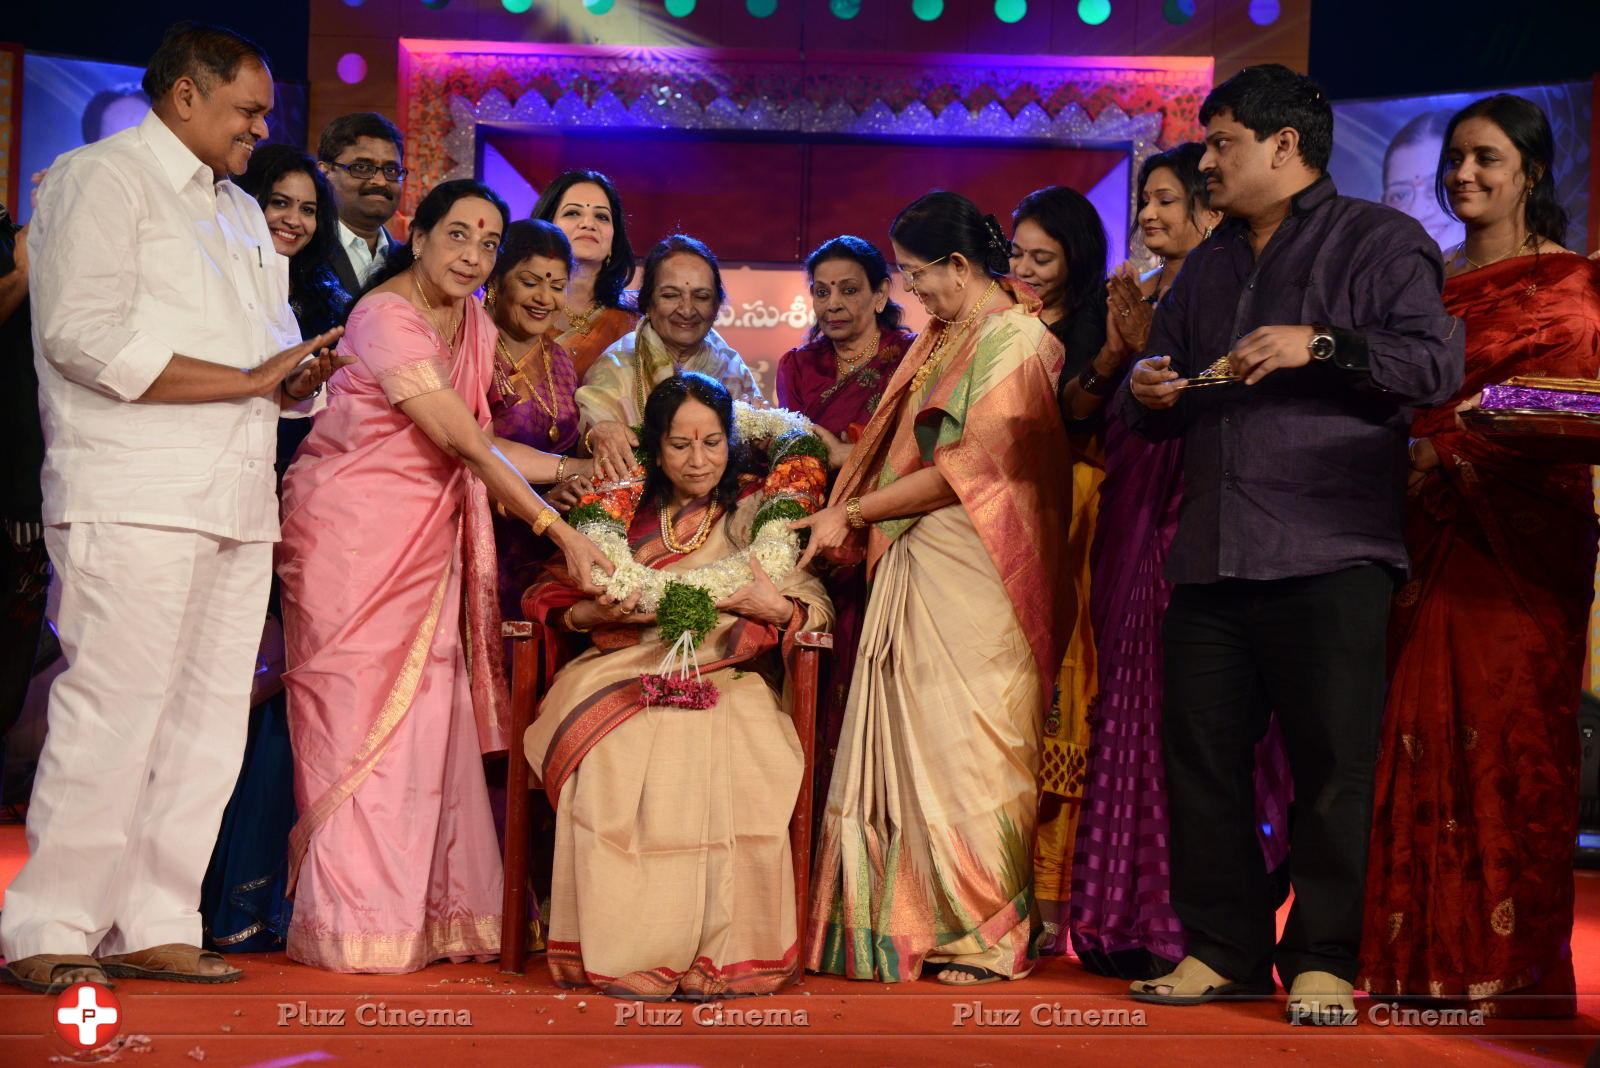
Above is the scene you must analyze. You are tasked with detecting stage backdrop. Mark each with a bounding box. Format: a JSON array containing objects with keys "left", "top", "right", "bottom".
[
  {"left": 1328, "top": 80, "right": 1593, "bottom": 254},
  {"left": 406, "top": 42, "right": 1211, "bottom": 389},
  {"left": 16, "top": 52, "right": 309, "bottom": 223}
]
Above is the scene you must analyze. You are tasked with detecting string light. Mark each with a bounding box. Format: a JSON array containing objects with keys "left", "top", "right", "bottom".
[
  {"left": 912, "top": 0, "right": 944, "bottom": 21},
  {"left": 1077, "top": 0, "right": 1111, "bottom": 25}
]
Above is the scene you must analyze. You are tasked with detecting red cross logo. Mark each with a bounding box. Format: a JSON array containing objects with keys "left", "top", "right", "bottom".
[{"left": 53, "top": 982, "right": 121, "bottom": 1050}]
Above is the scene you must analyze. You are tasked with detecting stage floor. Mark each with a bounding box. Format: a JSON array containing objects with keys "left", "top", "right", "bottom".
[{"left": 0, "top": 824, "right": 1596, "bottom": 1065}]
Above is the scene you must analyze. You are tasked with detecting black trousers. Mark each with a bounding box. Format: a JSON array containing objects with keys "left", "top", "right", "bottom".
[{"left": 1162, "top": 564, "right": 1393, "bottom": 987}]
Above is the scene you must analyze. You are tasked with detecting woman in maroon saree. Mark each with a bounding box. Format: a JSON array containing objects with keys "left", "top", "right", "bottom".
[
  {"left": 1361, "top": 95, "right": 1600, "bottom": 1017},
  {"left": 774, "top": 236, "right": 914, "bottom": 769}
]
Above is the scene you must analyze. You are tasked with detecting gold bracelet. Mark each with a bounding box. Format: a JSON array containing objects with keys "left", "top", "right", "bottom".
[
  {"left": 531, "top": 506, "right": 559, "bottom": 536},
  {"left": 555, "top": 456, "right": 568, "bottom": 482},
  {"left": 562, "top": 604, "right": 593, "bottom": 633},
  {"left": 845, "top": 497, "right": 867, "bottom": 530},
  {"left": 583, "top": 427, "right": 595, "bottom": 455}
]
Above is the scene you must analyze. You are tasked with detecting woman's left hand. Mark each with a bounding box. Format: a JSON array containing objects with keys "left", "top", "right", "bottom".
[
  {"left": 550, "top": 523, "right": 615, "bottom": 596},
  {"left": 1453, "top": 391, "right": 1483, "bottom": 431},
  {"left": 714, "top": 556, "right": 793, "bottom": 627},
  {"left": 811, "top": 424, "right": 854, "bottom": 471},
  {"left": 790, "top": 505, "right": 853, "bottom": 570}
]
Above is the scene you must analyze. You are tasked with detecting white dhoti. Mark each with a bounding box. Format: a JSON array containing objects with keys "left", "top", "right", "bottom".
[{"left": 0, "top": 522, "right": 270, "bottom": 960}]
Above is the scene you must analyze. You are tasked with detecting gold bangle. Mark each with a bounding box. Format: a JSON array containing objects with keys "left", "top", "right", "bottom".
[
  {"left": 555, "top": 456, "right": 568, "bottom": 482},
  {"left": 531, "top": 506, "right": 559, "bottom": 536},
  {"left": 583, "top": 427, "right": 596, "bottom": 455},
  {"left": 845, "top": 497, "right": 867, "bottom": 529},
  {"left": 562, "top": 604, "right": 593, "bottom": 633}
]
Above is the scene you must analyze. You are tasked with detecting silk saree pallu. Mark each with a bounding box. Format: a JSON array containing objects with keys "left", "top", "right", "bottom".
[{"left": 809, "top": 283, "right": 1073, "bottom": 982}]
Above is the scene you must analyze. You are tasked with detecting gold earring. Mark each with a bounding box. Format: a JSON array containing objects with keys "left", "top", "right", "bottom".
[
  {"left": 484, "top": 282, "right": 498, "bottom": 309},
  {"left": 1203, "top": 225, "right": 1214, "bottom": 240}
]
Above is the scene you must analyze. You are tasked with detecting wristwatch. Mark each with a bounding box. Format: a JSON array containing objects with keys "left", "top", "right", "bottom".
[{"left": 1308, "top": 324, "right": 1336, "bottom": 361}]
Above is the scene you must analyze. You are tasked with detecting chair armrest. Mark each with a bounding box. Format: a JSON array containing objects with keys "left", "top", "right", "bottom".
[{"left": 793, "top": 630, "right": 833, "bottom": 650}]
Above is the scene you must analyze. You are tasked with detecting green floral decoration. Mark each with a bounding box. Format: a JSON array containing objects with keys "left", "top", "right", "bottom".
[
  {"left": 630, "top": 424, "right": 650, "bottom": 468},
  {"left": 656, "top": 580, "right": 719, "bottom": 647},
  {"left": 565, "top": 501, "right": 618, "bottom": 530},
  {"left": 769, "top": 428, "right": 829, "bottom": 465},
  {"left": 753, "top": 497, "right": 812, "bottom": 544}
]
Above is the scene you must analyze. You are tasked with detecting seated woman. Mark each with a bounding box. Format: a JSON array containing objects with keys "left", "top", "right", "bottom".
[
  {"left": 523, "top": 372, "right": 832, "bottom": 1000},
  {"left": 578, "top": 234, "right": 765, "bottom": 479},
  {"left": 531, "top": 169, "right": 640, "bottom": 378}
]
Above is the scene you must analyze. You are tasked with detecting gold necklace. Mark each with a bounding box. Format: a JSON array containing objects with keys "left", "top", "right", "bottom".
[
  {"left": 1462, "top": 232, "right": 1535, "bottom": 270},
  {"left": 495, "top": 332, "right": 563, "bottom": 443},
  {"left": 566, "top": 300, "right": 601, "bottom": 335},
  {"left": 412, "top": 272, "right": 461, "bottom": 345},
  {"left": 660, "top": 502, "right": 721, "bottom": 554},
  {"left": 833, "top": 328, "right": 880, "bottom": 376},
  {"left": 909, "top": 280, "right": 999, "bottom": 393}
]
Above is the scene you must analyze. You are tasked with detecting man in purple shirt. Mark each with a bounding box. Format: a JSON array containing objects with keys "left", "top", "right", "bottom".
[{"left": 1118, "top": 65, "right": 1464, "bottom": 1024}]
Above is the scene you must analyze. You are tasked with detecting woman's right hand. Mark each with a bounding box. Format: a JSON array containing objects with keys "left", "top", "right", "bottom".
[
  {"left": 1106, "top": 272, "right": 1154, "bottom": 354},
  {"left": 587, "top": 421, "right": 638, "bottom": 483},
  {"left": 569, "top": 591, "right": 655, "bottom": 629}
]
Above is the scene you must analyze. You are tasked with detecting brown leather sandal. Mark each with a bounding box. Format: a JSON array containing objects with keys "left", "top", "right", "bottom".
[
  {"left": 0, "top": 954, "right": 114, "bottom": 994},
  {"left": 98, "top": 943, "right": 242, "bottom": 984}
]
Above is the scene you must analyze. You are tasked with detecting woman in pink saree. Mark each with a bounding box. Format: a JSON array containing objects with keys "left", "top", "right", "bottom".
[{"left": 278, "top": 181, "right": 609, "bottom": 973}]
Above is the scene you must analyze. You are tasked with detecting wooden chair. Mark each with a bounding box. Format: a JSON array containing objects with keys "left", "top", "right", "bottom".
[{"left": 498, "top": 620, "right": 834, "bottom": 975}]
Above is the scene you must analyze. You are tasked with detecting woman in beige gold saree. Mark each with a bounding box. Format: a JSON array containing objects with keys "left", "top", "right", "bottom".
[
  {"left": 794, "top": 191, "right": 1075, "bottom": 985},
  {"left": 523, "top": 373, "right": 832, "bottom": 999}
]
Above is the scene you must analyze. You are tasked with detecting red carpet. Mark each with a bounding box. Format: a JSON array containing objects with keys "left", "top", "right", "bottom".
[{"left": 0, "top": 824, "right": 1596, "bottom": 1065}]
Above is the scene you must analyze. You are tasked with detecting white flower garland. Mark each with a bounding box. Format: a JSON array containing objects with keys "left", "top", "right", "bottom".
[{"left": 574, "top": 401, "right": 817, "bottom": 613}]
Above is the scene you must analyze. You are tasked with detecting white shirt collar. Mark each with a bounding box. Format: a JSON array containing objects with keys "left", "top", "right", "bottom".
[{"left": 137, "top": 109, "right": 217, "bottom": 195}]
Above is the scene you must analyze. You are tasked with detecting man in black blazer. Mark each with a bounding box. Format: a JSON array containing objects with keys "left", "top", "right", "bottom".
[{"left": 316, "top": 112, "right": 406, "bottom": 294}]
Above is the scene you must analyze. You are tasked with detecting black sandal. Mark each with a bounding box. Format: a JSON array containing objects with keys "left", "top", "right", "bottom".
[{"left": 936, "top": 962, "right": 1005, "bottom": 986}]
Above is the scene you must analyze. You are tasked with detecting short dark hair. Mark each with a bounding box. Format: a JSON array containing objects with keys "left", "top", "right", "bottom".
[
  {"left": 1137, "top": 142, "right": 1212, "bottom": 229},
  {"left": 493, "top": 219, "right": 574, "bottom": 285},
  {"left": 637, "top": 234, "right": 725, "bottom": 315},
  {"left": 81, "top": 83, "right": 150, "bottom": 143},
  {"left": 804, "top": 234, "right": 904, "bottom": 339},
  {"left": 363, "top": 179, "right": 510, "bottom": 295},
  {"left": 1437, "top": 93, "right": 1569, "bottom": 246},
  {"left": 889, "top": 190, "right": 1011, "bottom": 278},
  {"left": 142, "top": 21, "right": 271, "bottom": 99},
  {"left": 1011, "top": 185, "right": 1108, "bottom": 317},
  {"left": 1199, "top": 64, "right": 1333, "bottom": 173},
  {"left": 317, "top": 112, "right": 404, "bottom": 164},
  {"left": 531, "top": 170, "right": 635, "bottom": 311},
  {"left": 640, "top": 372, "right": 749, "bottom": 520}
]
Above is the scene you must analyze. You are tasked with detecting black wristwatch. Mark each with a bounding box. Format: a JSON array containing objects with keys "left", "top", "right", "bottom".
[{"left": 1308, "top": 324, "right": 1336, "bottom": 361}]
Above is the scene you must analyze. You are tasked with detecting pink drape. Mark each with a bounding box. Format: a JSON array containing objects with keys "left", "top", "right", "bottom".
[{"left": 277, "top": 292, "right": 507, "bottom": 973}]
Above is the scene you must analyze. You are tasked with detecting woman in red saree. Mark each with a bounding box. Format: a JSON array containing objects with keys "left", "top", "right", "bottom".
[
  {"left": 279, "top": 182, "right": 609, "bottom": 973},
  {"left": 1361, "top": 95, "right": 1600, "bottom": 1017},
  {"left": 775, "top": 235, "right": 915, "bottom": 782}
]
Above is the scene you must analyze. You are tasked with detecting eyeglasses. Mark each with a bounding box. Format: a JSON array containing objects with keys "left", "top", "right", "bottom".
[
  {"left": 326, "top": 160, "right": 408, "bottom": 183},
  {"left": 896, "top": 253, "right": 949, "bottom": 287}
]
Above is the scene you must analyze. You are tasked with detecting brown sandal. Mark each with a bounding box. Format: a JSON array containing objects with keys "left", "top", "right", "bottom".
[
  {"left": 98, "top": 943, "right": 242, "bottom": 984},
  {"left": 0, "top": 954, "right": 114, "bottom": 994}
]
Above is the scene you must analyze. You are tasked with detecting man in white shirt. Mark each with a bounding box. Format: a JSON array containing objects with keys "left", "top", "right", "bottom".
[
  {"left": 0, "top": 22, "right": 346, "bottom": 993},
  {"left": 316, "top": 112, "right": 406, "bottom": 294}
]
